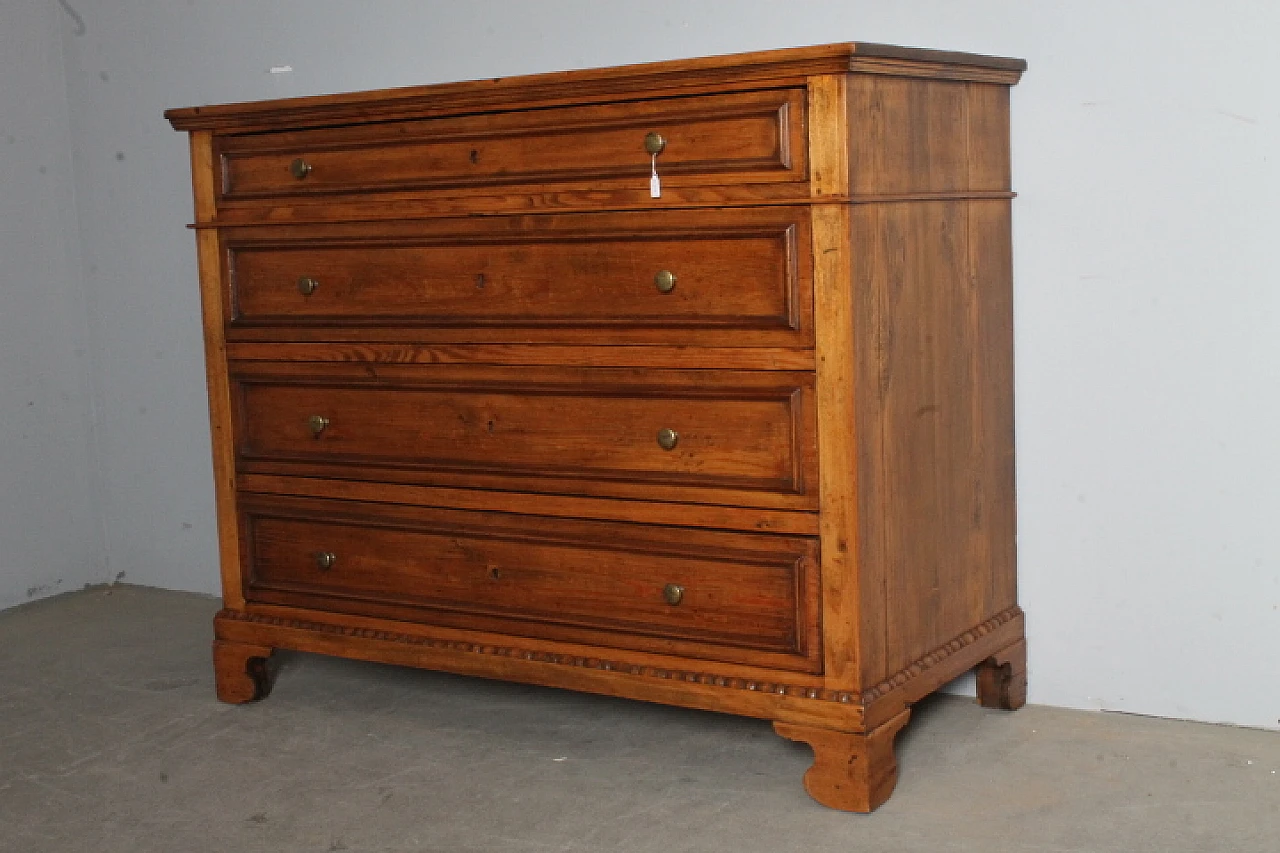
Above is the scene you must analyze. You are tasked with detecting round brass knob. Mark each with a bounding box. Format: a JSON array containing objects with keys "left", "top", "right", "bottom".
[
  {"left": 315, "top": 552, "right": 336, "bottom": 571},
  {"left": 297, "top": 276, "right": 319, "bottom": 296},
  {"left": 644, "top": 132, "right": 666, "bottom": 155},
  {"left": 307, "top": 414, "right": 330, "bottom": 437},
  {"left": 663, "top": 583, "right": 684, "bottom": 606},
  {"left": 289, "top": 157, "right": 312, "bottom": 179},
  {"left": 654, "top": 270, "right": 677, "bottom": 293},
  {"left": 656, "top": 428, "right": 679, "bottom": 451}
]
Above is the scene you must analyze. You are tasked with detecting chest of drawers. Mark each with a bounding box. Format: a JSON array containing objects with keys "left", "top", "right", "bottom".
[{"left": 168, "top": 42, "right": 1026, "bottom": 812}]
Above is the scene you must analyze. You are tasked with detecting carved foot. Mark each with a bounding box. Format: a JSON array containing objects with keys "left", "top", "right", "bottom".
[
  {"left": 212, "top": 639, "right": 276, "bottom": 704},
  {"left": 976, "top": 636, "right": 1027, "bottom": 710},
  {"left": 773, "top": 710, "right": 911, "bottom": 812}
]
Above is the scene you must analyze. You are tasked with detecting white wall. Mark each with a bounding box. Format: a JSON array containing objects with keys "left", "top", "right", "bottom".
[
  {"left": 44, "top": 0, "right": 1280, "bottom": 729},
  {"left": 0, "top": 1, "right": 107, "bottom": 609}
]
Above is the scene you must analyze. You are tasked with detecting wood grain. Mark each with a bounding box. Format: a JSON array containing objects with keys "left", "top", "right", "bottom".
[
  {"left": 807, "top": 75, "right": 849, "bottom": 198},
  {"left": 188, "top": 131, "right": 246, "bottom": 609},
  {"left": 977, "top": 636, "right": 1027, "bottom": 710},
  {"left": 173, "top": 42, "right": 1025, "bottom": 813},
  {"left": 240, "top": 494, "right": 821, "bottom": 670},
  {"left": 223, "top": 343, "right": 816, "bottom": 372},
  {"left": 965, "top": 84, "right": 1013, "bottom": 191},
  {"left": 212, "top": 639, "right": 275, "bottom": 703},
  {"left": 774, "top": 710, "right": 910, "bottom": 812},
  {"left": 167, "top": 42, "right": 1024, "bottom": 133},
  {"left": 231, "top": 362, "right": 819, "bottom": 510},
  {"left": 214, "top": 607, "right": 859, "bottom": 729},
  {"left": 237, "top": 474, "right": 820, "bottom": 535},
  {"left": 859, "top": 607, "right": 1024, "bottom": 730},
  {"left": 810, "top": 203, "right": 867, "bottom": 689},
  {"left": 218, "top": 89, "right": 805, "bottom": 203},
  {"left": 846, "top": 76, "right": 1015, "bottom": 196},
  {"left": 969, "top": 200, "right": 1019, "bottom": 617},
  {"left": 223, "top": 207, "right": 810, "bottom": 345},
  {"left": 852, "top": 200, "right": 1017, "bottom": 677},
  {"left": 206, "top": 182, "right": 819, "bottom": 225}
]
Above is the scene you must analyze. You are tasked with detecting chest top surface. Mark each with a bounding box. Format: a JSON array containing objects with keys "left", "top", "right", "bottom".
[{"left": 166, "top": 41, "right": 1025, "bottom": 133}]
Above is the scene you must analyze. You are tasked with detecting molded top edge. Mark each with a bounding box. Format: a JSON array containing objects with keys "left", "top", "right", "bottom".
[{"left": 166, "top": 41, "right": 1026, "bottom": 133}]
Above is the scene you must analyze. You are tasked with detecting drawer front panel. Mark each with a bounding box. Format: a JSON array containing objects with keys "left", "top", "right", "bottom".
[
  {"left": 241, "top": 496, "right": 821, "bottom": 668},
  {"left": 217, "top": 89, "right": 806, "bottom": 202},
  {"left": 232, "top": 364, "right": 816, "bottom": 507},
  {"left": 226, "top": 208, "right": 807, "bottom": 337}
]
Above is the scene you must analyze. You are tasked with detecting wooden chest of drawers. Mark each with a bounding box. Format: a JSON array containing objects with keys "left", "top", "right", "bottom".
[{"left": 168, "top": 42, "right": 1027, "bottom": 812}]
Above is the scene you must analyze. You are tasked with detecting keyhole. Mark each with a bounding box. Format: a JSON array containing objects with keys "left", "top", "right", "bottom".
[
  {"left": 469, "top": 149, "right": 479, "bottom": 164},
  {"left": 474, "top": 273, "right": 486, "bottom": 289},
  {"left": 489, "top": 566, "right": 502, "bottom": 580}
]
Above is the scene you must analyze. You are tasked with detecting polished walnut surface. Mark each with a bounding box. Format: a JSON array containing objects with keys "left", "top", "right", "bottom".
[{"left": 170, "top": 41, "right": 1026, "bottom": 812}]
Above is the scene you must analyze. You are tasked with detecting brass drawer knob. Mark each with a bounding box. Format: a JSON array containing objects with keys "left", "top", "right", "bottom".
[
  {"left": 307, "top": 414, "right": 330, "bottom": 437},
  {"left": 644, "top": 132, "right": 666, "bottom": 155},
  {"left": 297, "top": 276, "right": 319, "bottom": 296},
  {"left": 289, "top": 157, "right": 312, "bottom": 179},
  {"left": 315, "top": 552, "right": 336, "bottom": 571},
  {"left": 663, "top": 583, "right": 684, "bottom": 606},
  {"left": 656, "top": 428, "right": 679, "bottom": 451},
  {"left": 654, "top": 270, "right": 677, "bottom": 293}
]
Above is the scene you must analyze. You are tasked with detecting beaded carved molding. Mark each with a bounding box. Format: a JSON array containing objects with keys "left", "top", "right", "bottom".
[{"left": 217, "top": 605, "right": 1022, "bottom": 706}]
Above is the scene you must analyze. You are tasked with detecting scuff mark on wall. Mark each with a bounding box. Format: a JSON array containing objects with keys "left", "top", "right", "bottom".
[
  {"left": 1215, "top": 109, "right": 1258, "bottom": 125},
  {"left": 56, "top": 0, "right": 87, "bottom": 36}
]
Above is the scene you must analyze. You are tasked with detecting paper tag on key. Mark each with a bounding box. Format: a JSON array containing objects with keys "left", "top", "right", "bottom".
[{"left": 649, "top": 154, "right": 662, "bottom": 198}]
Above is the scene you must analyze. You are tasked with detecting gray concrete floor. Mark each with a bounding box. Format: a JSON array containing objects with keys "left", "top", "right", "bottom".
[{"left": 1, "top": 586, "right": 1276, "bottom": 852}]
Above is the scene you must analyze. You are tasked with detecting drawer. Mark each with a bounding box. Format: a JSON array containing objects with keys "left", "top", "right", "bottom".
[
  {"left": 231, "top": 363, "right": 817, "bottom": 510},
  {"left": 223, "top": 208, "right": 811, "bottom": 345},
  {"left": 240, "top": 495, "right": 822, "bottom": 670},
  {"left": 215, "top": 88, "right": 806, "bottom": 203}
]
